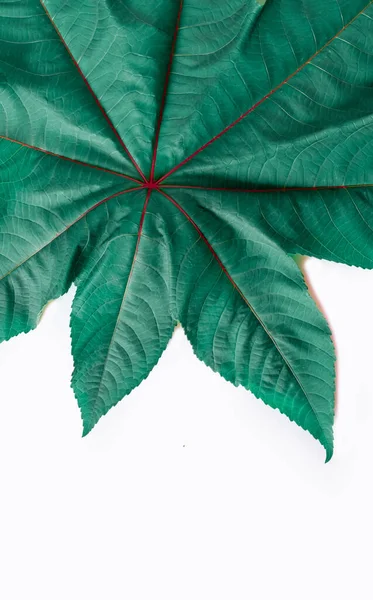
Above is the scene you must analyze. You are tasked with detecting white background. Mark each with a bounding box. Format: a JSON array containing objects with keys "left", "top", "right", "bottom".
[{"left": 0, "top": 256, "right": 372, "bottom": 599}]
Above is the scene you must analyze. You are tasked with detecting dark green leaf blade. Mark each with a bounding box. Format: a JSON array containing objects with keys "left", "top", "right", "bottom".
[
  {"left": 156, "top": 189, "right": 335, "bottom": 460},
  {"left": 0, "top": 0, "right": 141, "bottom": 178},
  {"left": 162, "top": 185, "right": 373, "bottom": 268},
  {"left": 70, "top": 190, "right": 176, "bottom": 434},
  {"left": 158, "top": 0, "right": 373, "bottom": 188},
  {"left": 0, "top": 138, "right": 137, "bottom": 341},
  {"left": 42, "top": 0, "right": 181, "bottom": 176}
]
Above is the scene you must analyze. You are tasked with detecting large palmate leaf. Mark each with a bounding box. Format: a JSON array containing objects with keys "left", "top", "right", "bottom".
[{"left": 1, "top": 0, "right": 373, "bottom": 460}]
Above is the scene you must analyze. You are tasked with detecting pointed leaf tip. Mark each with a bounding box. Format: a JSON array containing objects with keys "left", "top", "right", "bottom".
[{"left": 324, "top": 441, "right": 334, "bottom": 463}]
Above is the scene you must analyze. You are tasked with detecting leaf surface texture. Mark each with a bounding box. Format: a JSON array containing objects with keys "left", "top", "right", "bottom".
[{"left": 1, "top": 0, "right": 373, "bottom": 459}]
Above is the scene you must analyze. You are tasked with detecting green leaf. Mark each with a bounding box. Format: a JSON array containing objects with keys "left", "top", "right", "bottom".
[{"left": 1, "top": 0, "right": 373, "bottom": 459}]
